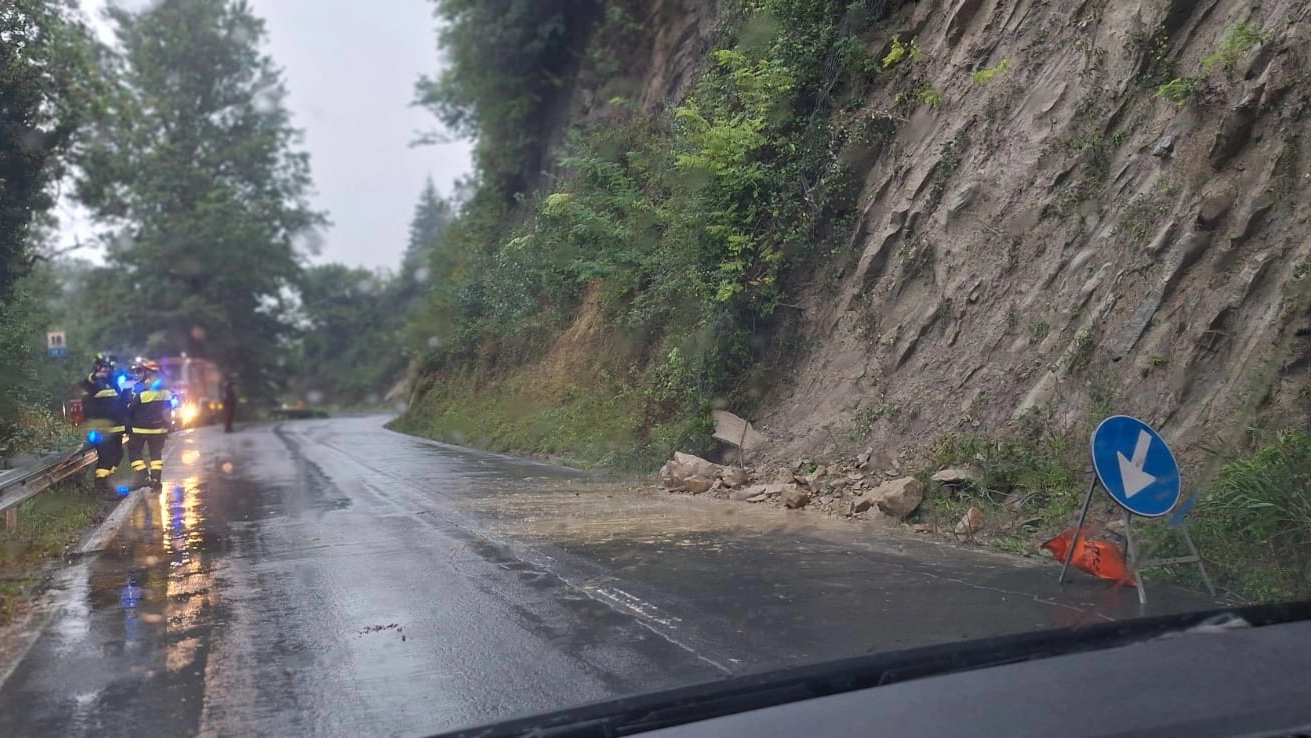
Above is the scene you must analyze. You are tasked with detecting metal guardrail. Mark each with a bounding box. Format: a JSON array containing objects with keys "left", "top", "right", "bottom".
[{"left": 0, "top": 448, "right": 97, "bottom": 527}]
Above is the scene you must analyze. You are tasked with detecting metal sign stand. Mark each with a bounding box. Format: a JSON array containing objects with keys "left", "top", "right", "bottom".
[
  {"left": 1131, "top": 492, "right": 1216, "bottom": 600},
  {"left": 1059, "top": 482, "right": 1215, "bottom": 605},
  {"left": 1057, "top": 478, "right": 1097, "bottom": 585}
]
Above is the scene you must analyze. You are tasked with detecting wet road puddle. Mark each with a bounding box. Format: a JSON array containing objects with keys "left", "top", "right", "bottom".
[{"left": 0, "top": 432, "right": 260, "bottom": 737}]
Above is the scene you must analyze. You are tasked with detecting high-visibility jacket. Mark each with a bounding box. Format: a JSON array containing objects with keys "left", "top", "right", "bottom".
[
  {"left": 129, "top": 381, "right": 173, "bottom": 434},
  {"left": 81, "top": 373, "right": 129, "bottom": 433}
]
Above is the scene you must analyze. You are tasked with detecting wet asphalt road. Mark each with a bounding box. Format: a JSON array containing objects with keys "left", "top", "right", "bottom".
[{"left": 0, "top": 416, "right": 1217, "bottom": 737}]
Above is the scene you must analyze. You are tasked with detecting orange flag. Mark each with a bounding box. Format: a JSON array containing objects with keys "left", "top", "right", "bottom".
[{"left": 1042, "top": 527, "right": 1136, "bottom": 587}]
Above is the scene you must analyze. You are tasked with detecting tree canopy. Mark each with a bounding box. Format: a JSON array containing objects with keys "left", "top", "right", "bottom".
[
  {"left": 0, "top": 0, "right": 101, "bottom": 302},
  {"left": 75, "top": 0, "right": 325, "bottom": 396},
  {"left": 413, "top": 0, "right": 601, "bottom": 201}
]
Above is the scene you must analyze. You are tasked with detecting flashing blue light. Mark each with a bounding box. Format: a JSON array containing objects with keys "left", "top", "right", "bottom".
[
  {"left": 87, "top": 429, "right": 103, "bottom": 444},
  {"left": 115, "top": 372, "right": 131, "bottom": 390},
  {"left": 150, "top": 378, "right": 163, "bottom": 391},
  {"left": 117, "top": 485, "right": 131, "bottom": 496},
  {"left": 169, "top": 396, "right": 180, "bottom": 409}
]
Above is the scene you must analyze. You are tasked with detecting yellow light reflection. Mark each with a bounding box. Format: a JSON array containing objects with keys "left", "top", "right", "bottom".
[
  {"left": 156, "top": 471, "right": 213, "bottom": 679},
  {"left": 181, "top": 449, "right": 201, "bottom": 466},
  {"left": 158, "top": 476, "right": 202, "bottom": 553},
  {"left": 167, "top": 637, "right": 201, "bottom": 673}
]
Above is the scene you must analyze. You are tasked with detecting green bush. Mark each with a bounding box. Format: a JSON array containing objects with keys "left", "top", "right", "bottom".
[
  {"left": 971, "top": 58, "right": 1009, "bottom": 85},
  {"left": 1155, "top": 76, "right": 1198, "bottom": 105},
  {"left": 1201, "top": 22, "right": 1271, "bottom": 75},
  {"left": 1192, "top": 429, "right": 1311, "bottom": 601}
]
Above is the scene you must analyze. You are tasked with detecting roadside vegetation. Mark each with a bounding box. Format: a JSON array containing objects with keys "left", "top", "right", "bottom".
[
  {"left": 400, "top": 0, "right": 895, "bottom": 467},
  {"left": 0, "top": 476, "right": 111, "bottom": 626},
  {"left": 0, "top": 1, "right": 101, "bottom": 463},
  {"left": 915, "top": 419, "right": 1311, "bottom": 603}
]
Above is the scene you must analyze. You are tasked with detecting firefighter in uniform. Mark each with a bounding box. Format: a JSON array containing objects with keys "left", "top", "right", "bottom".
[
  {"left": 80, "top": 353, "right": 129, "bottom": 495},
  {"left": 127, "top": 360, "right": 172, "bottom": 490}
]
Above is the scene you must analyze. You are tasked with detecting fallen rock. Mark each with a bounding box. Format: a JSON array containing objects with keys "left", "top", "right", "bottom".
[
  {"left": 731, "top": 485, "right": 765, "bottom": 501},
  {"left": 781, "top": 486, "right": 811, "bottom": 509},
  {"left": 931, "top": 468, "right": 980, "bottom": 485},
  {"left": 712, "top": 410, "right": 769, "bottom": 450},
  {"left": 673, "top": 451, "right": 720, "bottom": 480},
  {"left": 855, "top": 448, "right": 873, "bottom": 467},
  {"left": 872, "top": 477, "right": 925, "bottom": 518},
  {"left": 955, "top": 507, "right": 984, "bottom": 537},
  {"left": 683, "top": 476, "right": 715, "bottom": 495},
  {"left": 732, "top": 482, "right": 790, "bottom": 501},
  {"left": 721, "top": 466, "right": 750, "bottom": 488},
  {"left": 911, "top": 523, "right": 934, "bottom": 533},
  {"left": 852, "top": 496, "right": 875, "bottom": 514},
  {"left": 662, "top": 455, "right": 718, "bottom": 489}
]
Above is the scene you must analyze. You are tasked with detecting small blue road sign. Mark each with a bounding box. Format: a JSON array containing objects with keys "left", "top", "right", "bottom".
[
  {"left": 46, "top": 331, "right": 67, "bottom": 358},
  {"left": 1091, "top": 415, "right": 1181, "bottom": 518}
]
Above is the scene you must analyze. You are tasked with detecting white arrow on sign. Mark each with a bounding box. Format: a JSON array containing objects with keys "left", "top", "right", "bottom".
[{"left": 1117, "top": 430, "right": 1156, "bottom": 498}]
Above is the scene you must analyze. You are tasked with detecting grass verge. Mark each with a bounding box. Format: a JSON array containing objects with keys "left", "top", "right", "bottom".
[
  {"left": 0, "top": 473, "right": 114, "bottom": 626},
  {"left": 391, "top": 368, "right": 711, "bottom": 471},
  {"left": 1183, "top": 429, "right": 1311, "bottom": 602}
]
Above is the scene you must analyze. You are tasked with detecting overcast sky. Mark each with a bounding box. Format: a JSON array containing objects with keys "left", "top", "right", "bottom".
[{"left": 69, "top": 0, "right": 473, "bottom": 272}]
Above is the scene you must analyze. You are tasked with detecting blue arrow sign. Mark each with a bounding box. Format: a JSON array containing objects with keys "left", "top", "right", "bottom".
[{"left": 1090, "top": 415, "right": 1181, "bottom": 517}]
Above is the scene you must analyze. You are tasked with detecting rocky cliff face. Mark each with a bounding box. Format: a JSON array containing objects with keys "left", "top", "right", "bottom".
[
  {"left": 441, "top": 0, "right": 1311, "bottom": 472},
  {"left": 742, "top": 0, "right": 1311, "bottom": 467}
]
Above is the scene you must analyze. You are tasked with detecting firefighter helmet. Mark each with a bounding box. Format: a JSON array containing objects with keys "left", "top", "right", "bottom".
[{"left": 93, "top": 352, "right": 116, "bottom": 369}]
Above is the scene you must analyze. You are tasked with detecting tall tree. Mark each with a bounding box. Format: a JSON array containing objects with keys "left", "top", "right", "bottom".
[
  {"left": 76, "top": 0, "right": 324, "bottom": 396},
  {"left": 413, "top": 0, "right": 600, "bottom": 201},
  {"left": 0, "top": 0, "right": 101, "bottom": 302},
  {"left": 397, "top": 176, "right": 452, "bottom": 302},
  {"left": 1, "top": 2, "right": 104, "bottom": 458}
]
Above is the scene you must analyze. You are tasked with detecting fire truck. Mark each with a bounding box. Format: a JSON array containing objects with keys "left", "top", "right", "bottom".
[{"left": 159, "top": 355, "right": 223, "bottom": 429}]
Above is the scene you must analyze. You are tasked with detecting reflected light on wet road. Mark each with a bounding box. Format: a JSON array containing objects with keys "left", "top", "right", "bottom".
[
  {"left": 0, "top": 416, "right": 1219, "bottom": 738},
  {"left": 0, "top": 429, "right": 244, "bottom": 737}
]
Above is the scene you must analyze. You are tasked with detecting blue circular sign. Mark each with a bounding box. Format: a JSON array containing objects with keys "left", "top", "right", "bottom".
[{"left": 1090, "top": 415, "right": 1181, "bottom": 517}]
